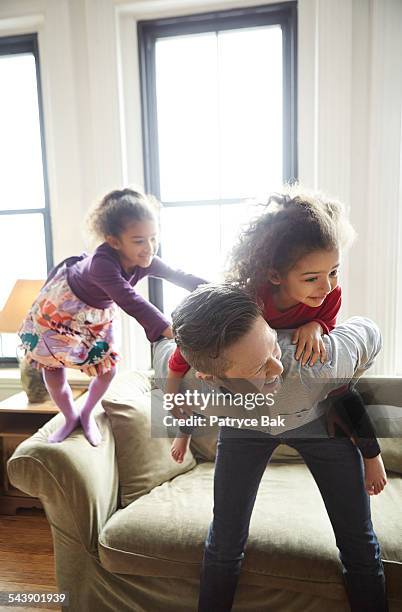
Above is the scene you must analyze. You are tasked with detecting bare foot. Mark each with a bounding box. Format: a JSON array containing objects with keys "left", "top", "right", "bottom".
[
  {"left": 80, "top": 412, "right": 102, "bottom": 446},
  {"left": 171, "top": 435, "right": 191, "bottom": 463},
  {"left": 48, "top": 413, "right": 80, "bottom": 443},
  {"left": 364, "top": 454, "right": 387, "bottom": 495}
]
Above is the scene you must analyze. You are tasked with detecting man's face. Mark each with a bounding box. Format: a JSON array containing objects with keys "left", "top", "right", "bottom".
[{"left": 196, "top": 315, "right": 283, "bottom": 393}]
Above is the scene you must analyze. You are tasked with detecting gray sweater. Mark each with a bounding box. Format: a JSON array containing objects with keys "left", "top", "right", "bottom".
[{"left": 153, "top": 316, "right": 382, "bottom": 435}]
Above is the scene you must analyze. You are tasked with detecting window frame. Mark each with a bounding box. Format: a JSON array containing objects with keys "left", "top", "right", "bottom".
[
  {"left": 138, "top": 2, "right": 297, "bottom": 311},
  {"left": 0, "top": 33, "right": 53, "bottom": 366}
]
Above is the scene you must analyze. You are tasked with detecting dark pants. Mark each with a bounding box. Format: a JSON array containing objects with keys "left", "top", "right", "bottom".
[{"left": 198, "top": 426, "right": 388, "bottom": 612}]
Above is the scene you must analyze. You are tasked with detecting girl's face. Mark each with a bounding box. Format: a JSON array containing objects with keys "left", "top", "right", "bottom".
[
  {"left": 107, "top": 219, "right": 159, "bottom": 271},
  {"left": 270, "top": 248, "right": 340, "bottom": 310}
]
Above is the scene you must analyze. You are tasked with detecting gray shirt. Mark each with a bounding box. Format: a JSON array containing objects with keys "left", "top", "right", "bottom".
[{"left": 153, "top": 316, "right": 382, "bottom": 435}]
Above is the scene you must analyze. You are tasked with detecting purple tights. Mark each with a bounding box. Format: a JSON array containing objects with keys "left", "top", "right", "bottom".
[{"left": 43, "top": 367, "right": 116, "bottom": 446}]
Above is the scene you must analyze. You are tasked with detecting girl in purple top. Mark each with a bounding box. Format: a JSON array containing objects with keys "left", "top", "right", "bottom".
[{"left": 19, "top": 189, "right": 206, "bottom": 446}]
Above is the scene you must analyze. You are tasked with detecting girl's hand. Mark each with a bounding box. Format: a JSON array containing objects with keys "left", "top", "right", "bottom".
[
  {"left": 292, "top": 322, "right": 327, "bottom": 366},
  {"left": 161, "top": 325, "right": 174, "bottom": 339}
]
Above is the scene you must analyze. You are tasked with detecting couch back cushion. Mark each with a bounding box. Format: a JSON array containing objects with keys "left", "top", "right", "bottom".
[
  {"left": 377, "top": 438, "right": 402, "bottom": 474},
  {"left": 102, "top": 371, "right": 196, "bottom": 508},
  {"left": 358, "top": 378, "right": 402, "bottom": 475},
  {"left": 189, "top": 429, "right": 219, "bottom": 462}
]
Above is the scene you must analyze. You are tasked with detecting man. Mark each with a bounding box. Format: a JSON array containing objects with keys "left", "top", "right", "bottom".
[{"left": 153, "top": 283, "right": 388, "bottom": 612}]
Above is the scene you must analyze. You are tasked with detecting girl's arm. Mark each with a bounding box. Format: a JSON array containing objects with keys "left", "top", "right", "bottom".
[
  {"left": 148, "top": 256, "right": 209, "bottom": 291},
  {"left": 90, "top": 257, "right": 171, "bottom": 342}
]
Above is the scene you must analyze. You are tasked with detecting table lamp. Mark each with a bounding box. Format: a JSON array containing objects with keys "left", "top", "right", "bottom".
[{"left": 0, "top": 279, "right": 49, "bottom": 402}]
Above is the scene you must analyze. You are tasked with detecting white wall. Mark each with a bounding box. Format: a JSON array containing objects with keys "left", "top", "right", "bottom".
[
  {"left": 1, "top": 0, "right": 401, "bottom": 373},
  {"left": 299, "top": 0, "right": 402, "bottom": 374}
]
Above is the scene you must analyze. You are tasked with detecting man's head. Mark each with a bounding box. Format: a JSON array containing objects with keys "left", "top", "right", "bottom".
[{"left": 172, "top": 283, "right": 283, "bottom": 389}]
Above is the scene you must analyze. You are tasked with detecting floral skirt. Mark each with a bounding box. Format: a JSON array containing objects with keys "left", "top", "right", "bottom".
[{"left": 19, "top": 266, "right": 119, "bottom": 376}]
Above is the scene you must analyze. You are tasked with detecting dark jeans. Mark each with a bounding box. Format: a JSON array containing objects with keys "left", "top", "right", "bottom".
[{"left": 198, "top": 426, "right": 388, "bottom": 612}]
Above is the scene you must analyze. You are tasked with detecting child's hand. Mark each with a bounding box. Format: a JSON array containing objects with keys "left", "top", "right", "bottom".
[
  {"left": 292, "top": 322, "right": 327, "bottom": 366},
  {"left": 162, "top": 325, "right": 174, "bottom": 339}
]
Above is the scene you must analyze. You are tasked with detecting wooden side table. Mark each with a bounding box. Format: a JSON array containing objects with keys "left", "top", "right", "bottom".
[{"left": 0, "top": 388, "right": 85, "bottom": 514}]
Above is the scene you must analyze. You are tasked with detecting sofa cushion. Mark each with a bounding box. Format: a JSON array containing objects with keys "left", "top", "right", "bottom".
[
  {"left": 357, "top": 379, "right": 402, "bottom": 475},
  {"left": 363, "top": 404, "right": 402, "bottom": 475},
  {"left": 189, "top": 427, "right": 219, "bottom": 462},
  {"left": 98, "top": 461, "right": 402, "bottom": 601},
  {"left": 378, "top": 438, "right": 402, "bottom": 475},
  {"left": 102, "top": 371, "right": 196, "bottom": 508}
]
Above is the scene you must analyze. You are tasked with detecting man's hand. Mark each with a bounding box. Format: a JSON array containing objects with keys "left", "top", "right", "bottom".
[{"left": 292, "top": 321, "right": 327, "bottom": 367}]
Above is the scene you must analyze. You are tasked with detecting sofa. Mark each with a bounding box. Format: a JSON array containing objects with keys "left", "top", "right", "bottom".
[{"left": 7, "top": 371, "right": 402, "bottom": 612}]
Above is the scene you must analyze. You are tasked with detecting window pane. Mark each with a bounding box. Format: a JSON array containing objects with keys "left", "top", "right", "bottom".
[
  {"left": 218, "top": 26, "right": 282, "bottom": 198},
  {"left": 155, "top": 25, "right": 283, "bottom": 203},
  {"left": 0, "top": 214, "right": 47, "bottom": 309},
  {"left": 156, "top": 34, "right": 220, "bottom": 202},
  {"left": 160, "top": 200, "right": 260, "bottom": 316},
  {"left": 160, "top": 205, "right": 220, "bottom": 316},
  {"left": 0, "top": 53, "right": 45, "bottom": 211}
]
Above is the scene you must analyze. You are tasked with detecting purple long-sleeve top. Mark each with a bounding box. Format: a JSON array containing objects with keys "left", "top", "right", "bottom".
[{"left": 53, "top": 242, "right": 207, "bottom": 342}]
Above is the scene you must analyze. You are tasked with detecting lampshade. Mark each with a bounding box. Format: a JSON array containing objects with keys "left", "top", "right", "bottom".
[{"left": 0, "top": 279, "right": 44, "bottom": 333}]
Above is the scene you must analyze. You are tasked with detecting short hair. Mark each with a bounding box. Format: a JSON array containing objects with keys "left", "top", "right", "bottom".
[{"left": 172, "top": 283, "right": 262, "bottom": 376}]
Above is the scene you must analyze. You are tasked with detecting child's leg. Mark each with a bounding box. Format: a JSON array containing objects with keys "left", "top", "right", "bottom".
[
  {"left": 171, "top": 422, "right": 194, "bottom": 464},
  {"left": 79, "top": 367, "right": 116, "bottom": 446},
  {"left": 331, "top": 389, "right": 387, "bottom": 495},
  {"left": 42, "top": 368, "right": 80, "bottom": 443},
  {"left": 171, "top": 432, "right": 192, "bottom": 464}
]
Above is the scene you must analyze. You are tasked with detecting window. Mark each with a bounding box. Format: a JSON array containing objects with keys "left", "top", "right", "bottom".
[
  {"left": 138, "top": 3, "right": 297, "bottom": 317},
  {"left": 0, "top": 34, "right": 52, "bottom": 364}
]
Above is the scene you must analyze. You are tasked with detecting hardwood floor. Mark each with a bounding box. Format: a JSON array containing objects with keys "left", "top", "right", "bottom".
[{"left": 0, "top": 509, "right": 60, "bottom": 611}]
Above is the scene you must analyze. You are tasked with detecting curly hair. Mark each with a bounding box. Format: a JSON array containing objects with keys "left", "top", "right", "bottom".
[
  {"left": 86, "top": 188, "right": 159, "bottom": 240},
  {"left": 226, "top": 185, "right": 356, "bottom": 295}
]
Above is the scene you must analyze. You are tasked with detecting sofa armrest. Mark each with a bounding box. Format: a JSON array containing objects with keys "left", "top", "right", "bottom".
[{"left": 7, "top": 402, "right": 118, "bottom": 555}]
